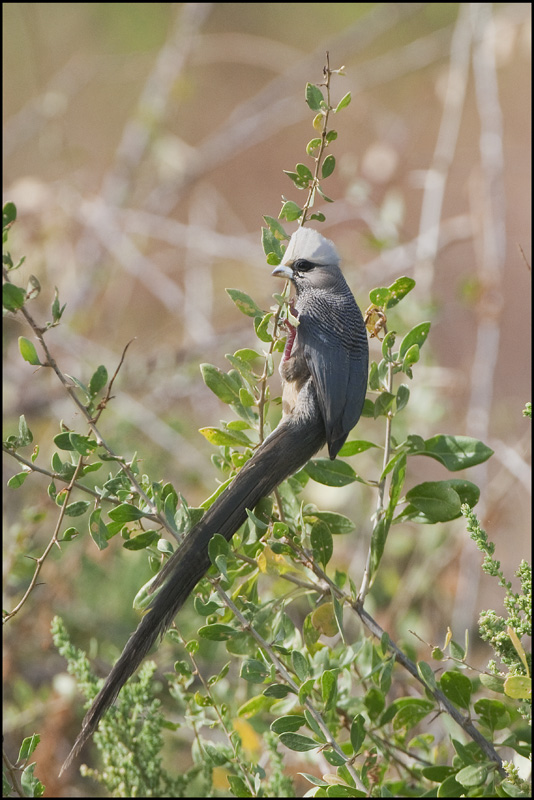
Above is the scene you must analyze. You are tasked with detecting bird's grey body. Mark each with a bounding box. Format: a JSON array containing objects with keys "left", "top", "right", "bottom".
[{"left": 60, "top": 227, "right": 368, "bottom": 773}]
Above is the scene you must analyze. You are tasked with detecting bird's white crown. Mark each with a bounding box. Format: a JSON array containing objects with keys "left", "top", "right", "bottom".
[{"left": 281, "top": 227, "right": 339, "bottom": 267}]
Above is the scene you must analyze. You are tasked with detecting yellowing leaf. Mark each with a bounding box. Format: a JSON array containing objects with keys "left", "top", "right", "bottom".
[
  {"left": 311, "top": 603, "right": 338, "bottom": 637},
  {"left": 503, "top": 674, "right": 531, "bottom": 700},
  {"left": 257, "top": 546, "right": 292, "bottom": 575},
  {"left": 507, "top": 626, "right": 530, "bottom": 676}
]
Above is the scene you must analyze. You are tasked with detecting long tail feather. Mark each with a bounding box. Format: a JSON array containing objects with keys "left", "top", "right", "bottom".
[{"left": 60, "top": 390, "right": 325, "bottom": 773}]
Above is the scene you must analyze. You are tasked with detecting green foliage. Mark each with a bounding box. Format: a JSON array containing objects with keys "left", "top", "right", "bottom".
[
  {"left": 463, "top": 506, "right": 532, "bottom": 686},
  {"left": 2, "top": 734, "right": 44, "bottom": 798},
  {"left": 3, "top": 51, "right": 531, "bottom": 799},
  {"left": 52, "top": 617, "right": 190, "bottom": 797}
]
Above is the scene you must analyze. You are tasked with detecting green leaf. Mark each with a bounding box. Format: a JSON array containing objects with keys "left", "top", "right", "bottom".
[
  {"left": 417, "top": 660, "right": 437, "bottom": 691},
  {"left": 409, "top": 434, "right": 494, "bottom": 471},
  {"left": 305, "top": 82, "right": 324, "bottom": 111},
  {"left": 322, "top": 155, "right": 336, "bottom": 178},
  {"left": 13, "top": 415, "right": 33, "bottom": 448},
  {"left": 455, "top": 764, "right": 488, "bottom": 788},
  {"left": 18, "top": 734, "right": 40, "bottom": 762},
  {"left": 18, "top": 336, "right": 41, "bottom": 366},
  {"left": 335, "top": 92, "right": 352, "bottom": 112},
  {"left": 3, "top": 201, "right": 17, "bottom": 231},
  {"left": 504, "top": 674, "right": 531, "bottom": 700},
  {"left": 393, "top": 700, "right": 433, "bottom": 731},
  {"left": 291, "top": 650, "right": 309, "bottom": 683},
  {"left": 451, "top": 738, "right": 476, "bottom": 765},
  {"left": 310, "top": 518, "right": 333, "bottom": 567},
  {"left": 254, "top": 312, "right": 273, "bottom": 342},
  {"left": 396, "top": 384, "right": 410, "bottom": 412},
  {"left": 296, "top": 163, "right": 313, "bottom": 181},
  {"left": 271, "top": 715, "right": 306, "bottom": 734},
  {"left": 306, "top": 138, "right": 322, "bottom": 155},
  {"left": 373, "top": 391, "right": 395, "bottom": 418},
  {"left": 299, "top": 773, "right": 329, "bottom": 788},
  {"left": 208, "top": 533, "right": 229, "bottom": 566},
  {"left": 399, "top": 322, "right": 431, "bottom": 360},
  {"left": 199, "top": 426, "right": 251, "bottom": 448},
  {"left": 437, "top": 774, "right": 465, "bottom": 797},
  {"left": 200, "top": 363, "right": 240, "bottom": 403},
  {"left": 108, "top": 503, "right": 145, "bottom": 522},
  {"left": 479, "top": 673, "right": 505, "bottom": 694},
  {"left": 123, "top": 530, "right": 160, "bottom": 550},
  {"left": 321, "top": 670, "right": 338, "bottom": 709},
  {"left": 68, "top": 432, "right": 97, "bottom": 456},
  {"left": 350, "top": 714, "right": 365, "bottom": 754},
  {"left": 364, "top": 686, "right": 385, "bottom": 719},
  {"left": 337, "top": 439, "right": 378, "bottom": 457},
  {"left": 370, "top": 515, "right": 390, "bottom": 577},
  {"left": 279, "top": 732, "right": 319, "bottom": 752},
  {"left": 401, "top": 344, "right": 420, "bottom": 375},
  {"left": 404, "top": 482, "right": 462, "bottom": 522},
  {"left": 369, "top": 277, "right": 416, "bottom": 310},
  {"left": 198, "top": 623, "right": 238, "bottom": 641},
  {"left": 89, "top": 508, "right": 109, "bottom": 550},
  {"left": 473, "top": 698, "right": 510, "bottom": 730},
  {"left": 264, "top": 683, "right": 294, "bottom": 699},
  {"left": 89, "top": 365, "right": 108, "bottom": 395},
  {"left": 305, "top": 459, "right": 358, "bottom": 487},
  {"left": 439, "top": 671, "right": 473, "bottom": 710},
  {"left": 3, "top": 283, "right": 26, "bottom": 311},
  {"left": 402, "top": 480, "right": 480, "bottom": 523},
  {"left": 421, "top": 766, "right": 455, "bottom": 782},
  {"left": 316, "top": 185, "right": 334, "bottom": 203},
  {"left": 8, "top": 471, "right": 29, "bottom": 488},
  {"left": 262, "top": 215, "right": 288, "bottom": 240},
  {"left": 240, "top": 659, "right": 270, "bottom": 683},
  {"left": 225, "top": 288, "right": 263, "bottom": 318},
  {"left": 20, "top": 762, "right": 44, "bottom": 798},
  {"left": 51, "top": 287, "right": 66, "bottom": 323},
  {"left": 227, "top": 776, "right": 252, "bottom": 797},
  {"left": 297, "top": 677, "right": 315, "bottom": 704},
  {"left": 309, "top": 511, "right": 355, "bottom": 535},
  {"left": 64, "top": 500, "right": 91, "bottom": 518},
  {"left": 262, "top": 226, "right": 284, "bottom": 263},
  {"left": 279, "top": 200, "right": 302, "bottom": 222},
  {"left": 238, "top": 387, "right": 255, "bottom": 407}
]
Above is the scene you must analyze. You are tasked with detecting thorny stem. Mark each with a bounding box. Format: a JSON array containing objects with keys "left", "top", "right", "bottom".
[
  {"left": 2, "top": 446, "right": 162, "bottom": 522},
  {"left": 3, "top": 269, "right": 164, "bottom": 525},
  {"left": 3, "top": 268, "right": 168, "bottom": 621}
]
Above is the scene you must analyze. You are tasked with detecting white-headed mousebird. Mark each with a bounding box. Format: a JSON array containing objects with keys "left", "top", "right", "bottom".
[{"left": 60, "top": 227, "right": 369, "bottom": 773}]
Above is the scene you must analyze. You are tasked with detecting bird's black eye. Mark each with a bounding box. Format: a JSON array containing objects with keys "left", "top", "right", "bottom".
[{"left": 293, "top": 259, "right": 315, "bottom": 273}]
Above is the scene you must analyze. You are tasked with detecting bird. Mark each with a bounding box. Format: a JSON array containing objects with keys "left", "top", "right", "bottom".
[{"left": 60, "top": 226, "right": 369, "bottom": 774}]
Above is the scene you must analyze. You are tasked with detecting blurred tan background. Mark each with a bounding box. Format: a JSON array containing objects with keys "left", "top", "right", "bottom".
[{"left": 3, "top": 3, "right": 531, "bottom": 793}]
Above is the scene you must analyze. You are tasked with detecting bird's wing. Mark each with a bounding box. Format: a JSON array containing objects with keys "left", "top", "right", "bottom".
[{"left": 299, "top": 314, "right": 365, "bottom": 457}]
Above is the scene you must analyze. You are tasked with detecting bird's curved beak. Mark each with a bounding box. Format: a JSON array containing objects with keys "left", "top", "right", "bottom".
[{"left": 271, "top": 264, "right": 293, "bottom": 280}]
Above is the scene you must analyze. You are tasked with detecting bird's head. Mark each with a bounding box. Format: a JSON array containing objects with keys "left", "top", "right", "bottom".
[{"left": 271, "top": 227, "right": 342, "bottom": 291}]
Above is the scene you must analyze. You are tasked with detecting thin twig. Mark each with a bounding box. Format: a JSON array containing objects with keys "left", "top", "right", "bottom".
[{"left": 3, "top": 455, "right": 85, "bottom": 623}]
